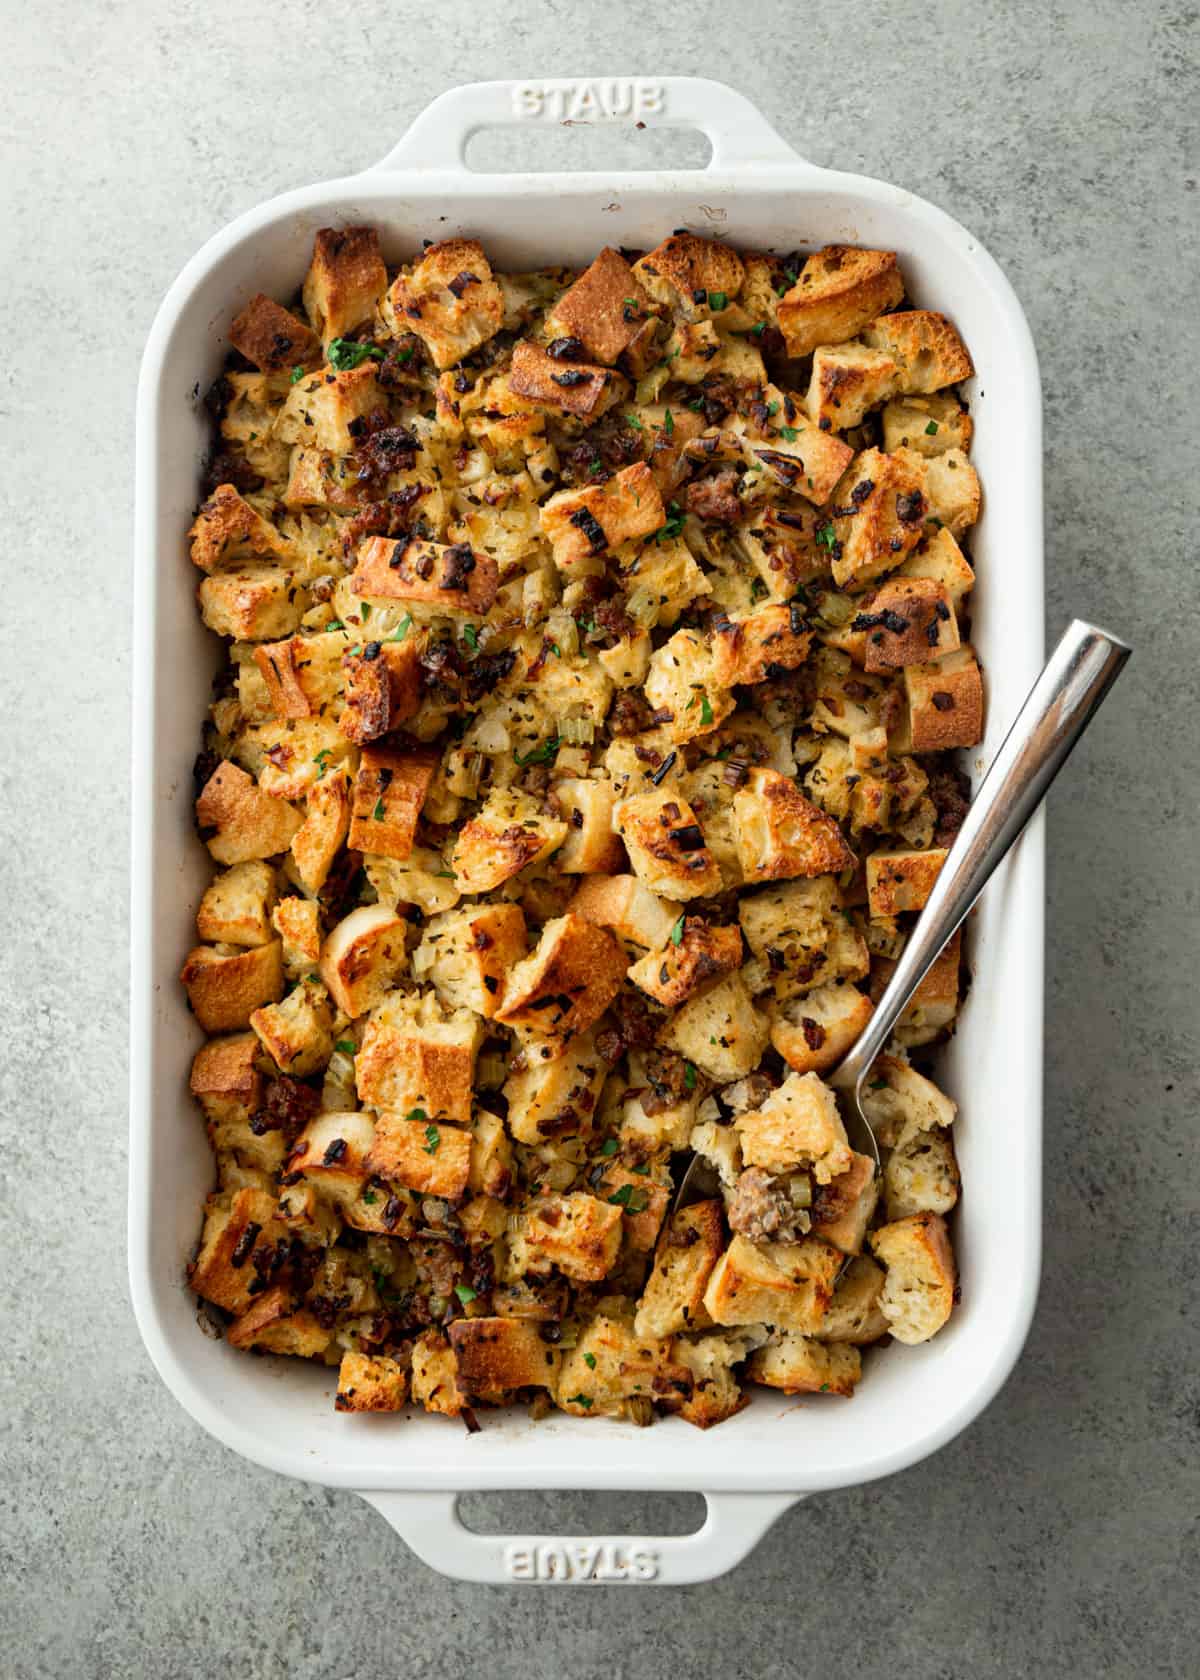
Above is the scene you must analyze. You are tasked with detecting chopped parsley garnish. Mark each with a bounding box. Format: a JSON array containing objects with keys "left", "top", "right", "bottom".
[
  {"left": 423, "top": 1123, "right": 441, "bottom": 1154},
  {"left": 325, "top": 620, "right": 345, "bottom": 632},
  {"left": 780, "top": 424, "right": 799, "bottom": 442},
  {"left": 684, "top": 1062, "right": 697, "bottom": 1091},
  {"left": 514, "top": 736, "right": 560, "bottom": 767},
  {"left": 361, "top": 1191, "right": 377, "bottom": 1204},
  {"left": 748, "top": 321, "right": 766, "bottom": 337},
  {"left": 663, "top": 407, "right": 675, "bottom": 437},
  {"left": 566, "top": 1393, "right": 593, "bottom": 1408},
  {"left": 655, "top": 501, "right": 685, "bottom": 543},
  {"left": 925, "top": 420, "right": 940, "bottom": 435},
  {"left": 388, "top": 613, "right": 413, "bottom": 641},
  {"left": 335, "top": 1039, "right": 356, "bottom": 1054},
  {"left": 708, "top": 290, "right": 727, "bottom": 310},
  {"left": 289, "top": 365, "right": 306, "bottom": 384},
  {"left": 766, "top": 399, "right": 780, "bottom": 417},
  {"left": 583, "top": 1352, "right": 597, "bottom": 1370},
  {"left": 599, "top": 1138, "right": 619, "bottom": 1157},
  {"left": 327, "top": 337, "right": 386, "bottom": 371},
  {"left": 372, "top": 797, "right": 386, "bottom": 820},
  {"left": 454, "top": 1283, "right": 477, "bottom": 1305},
  {"left": 360, "top": 602, "right": 371, "bottom": 620},
  {"left": 394, "top": 346, "right": 414, "bottom": 365},
  {"left": 699, "top": 694, "right": 714, "bottom": 727},
  {"left": 462, "top": 623, "right": 479, "bottom": 654},
  {"left": 405, "top": 1107, "right": 428, "bottom": 1123},
  {"left": 624, "top": 412, "right": 643, "bottom": 430},
  {"left": 687, "top": 397, "right": 705, "bottom": 412},
  {"left": 313, "top": 749, "right": 332, "bottom": 778},
  {"left": 815, "top": 521, "right": 838, "bottom": 551},
  {"left": 670, "top": 914, "right": 686, "bottom": 946}
]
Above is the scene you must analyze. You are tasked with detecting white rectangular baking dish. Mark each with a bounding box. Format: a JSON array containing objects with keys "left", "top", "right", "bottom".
[{"left": 130, "top": 76, "right": 1045, "bottom": 1586}]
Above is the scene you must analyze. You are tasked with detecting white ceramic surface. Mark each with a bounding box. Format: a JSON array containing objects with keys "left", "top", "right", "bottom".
[{"left": 130, "top": 75, "right": 1045, "bottom": 1586}]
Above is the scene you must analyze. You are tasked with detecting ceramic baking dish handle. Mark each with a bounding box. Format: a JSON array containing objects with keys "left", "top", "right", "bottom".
[
  {"left": 360, "top": 1489, "right": 800, "bottom": 1584},
  {"left": 368, "top": 76, "right": 809, "bottom": 174}
]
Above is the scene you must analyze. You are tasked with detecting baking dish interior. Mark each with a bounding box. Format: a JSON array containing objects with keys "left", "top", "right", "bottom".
[{"left": 132, "top": 171, "right": 1043, "bottom": 1494}]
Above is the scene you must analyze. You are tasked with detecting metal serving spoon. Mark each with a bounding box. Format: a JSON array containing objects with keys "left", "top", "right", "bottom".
[{"left": 675, "top": 618, "right": 1131, "bottom": 1210}]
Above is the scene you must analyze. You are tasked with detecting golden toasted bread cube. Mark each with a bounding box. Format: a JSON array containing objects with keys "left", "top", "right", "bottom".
[
  {"left": 285, "top": 1110, "right": 380, "bottom": 1215},
  {"left": 190, "top": 1031, "right": 261, "bottom": 1111},
  {"left": 862, "top": 310, "right": 973, "bottom": 394},
  {"left": 503, "top": 1027, "right": 607, "bottom": 1145},
  {"left": 596, "top": 629, "right": 653, "bottom": 689},
  {"left": 252, "top": 632, "right": 343, "bottom": 721},
  {"left": 410, "top": 1329, "right": 464, "bottom": 1416},
  {"left": 733, "top": 767, "right": 856, "bottom": 884},
  {"left": 861, "top": 580, "right": 959, "bottom": 674},
  {"left": 271, "top": 896, "right": 322, "bottom": 974},
  {"left": 229, "top": 292, "right": 320, "bottom": 373},
  {"left": 914, "top": 448, "right": 981, "bottom": 537},
  {"left": 339, "top": 638, "right": 425, "bottom": 743},
  {"left": 555, "top": 1312, "right": 690, "bottom": 1417},
  {"left": 819, "top": 1255, "right": 890, "bottom": 1344},
  {"left": 737, "top": 875, "right": 841, "bottom": 959},
  {"left": 356, "top": 988, "right": 483, "bottom": 1122},
  {"left": 658, "top": 970, "right": 768, "bottom": 1082},
  {"left": 904, "top": 645, "right": 984, "bottom": 752},
  {"left": 619, "top": 534, "right": 710, "bottom": 628},
  {"left": 550, "top": 778, "right": 625, "bottom": 873},
  {"left": 365, "top": 1114, "right": 472, "bottom": 1199},
  {"left": 747, "top": 1332, "right": 861, "bottom": 1396},
  {"left": 806, "top": 341, "right": 902, "bottom": 431},
  {"left": 809, "top": 1151, "right": 879, "bottom": 1255},
  {"left": 507, "top": 338, "right": 626, "bottom": 420},
  {"left": 290, "top": 768, "right": 351, "bottom": 894},
  {"left": 710, "top": 605, "right": 813, "bottom": 688},
  {"left": 897, "top": 524, "right": 975, "bottom": 607},
  {"left": 870, "top": 1212, "right": 956, "bottom": 1344},
  {"left": 249, "top": 978, "right": 334, "bottom": 1077},
  {"left": 468, "top": 1108, "right": 515, "bottom": 1199},
  {"left": 348, "top": 535, "right": 499, "bottom": 615},
  {"left": 302, "top": 226, "right": 387, "bottom": 345},
  {"left": 777, "top": 245, "right": 903, "bottom": 358},
  {"left": 627, "top": 919, "right": 743, "bottom": 1008},
  {"left": 226, "top": 1284, "right": 332, "bottom": 1357},
  {"left": 588, "top": 1160, "right": 671, "bottom": 1255},
  {"left": 866, "top": 847, "right": 949, "bottom": 916},
  {"left": 674, "top": 1330, "right": 753, "bottom": 1429},
  {"left": 239, "top": 718, "right": 352, "bottom": 803},
  {"left": 884, "top": 1120, "right": 960, "bottom": 1221},
  {"left": 448, "top": 1317, "right": 561, "bottom": 1397},
  {"left": 881, "top": 393, "right": 973, "bottom": 458},
  {"left": 188, "top": 1186, "right": 288, "bottom": 1314},
  {"left": 348, "top": 745, "right": 438, "bottom": 862},
  {"left": 734, "top": 1071, "right": 852, "bottom": 1181},
  {"left": 703, "top": 1234, "right": 841, "bottom": 1332},
  {"left": 180, "top": 941, "right": 283, "bottom": 1033},
  {"left": 634, "top": 1198, "right": 724, "bottom": 1339},
  {"left": 739, "top": 403, "right": 856, "bottom": 507},
  {"left": 198, "top": 565, "right": 308, "bottom": 641},
  {"left": 281, "top": 445, "right": 362, "bottom": 513},
  {"left": 733, "top": 505, "right": 834, "bottom": 601},
  {"left": 540, "top": 462, "right": 665, "bottom": 569},
  {"left": 524, "top": 1193, "right": 624, "bottom": 1284},
  {"left": 318, "top": 905, "right": 408, "bottom": 1018},
  {"left": 366, "top": 848, "right": 461, "bottom": 918},
  {"left": 769, "top": 981, "right": 874, "bottom": 1074},
  {"left": 451, "top": 786, "right": 568, "bottom": 894},
  {"left": 883, "top": 928, "right": 961, "bottom": 1048},
  {"left": 386, "top": 238, "right": 504, "bottom": 369},
  {"left": 335, "top": 1350, "right": 409, "bottom": 1412},
  {"left": 276, "top": 364, "right": 382, "bottom": 453},
  {"left": 613, "top": 789, "right": 722, "bottom": 901},
  {"left": 829, "top": 448, "right": 928, "bottom": 590},
  {"left": 859, "top": 1052, "right": 956, "bottom": 1149},
  {"left": 568, "top": 873, "right": 681, "bottom": 952},
  {"left": 633, "top": 233, "right": 745, "bottom": 316},
  {"left": 547, "top": 246, "right": 655, "bottom": 365},
  {"left": 641, "top": 629, "right": 735, "bottom": 744},
  {"left": 189, "top": 484, "right": 290, "bottom": 573},
  {"left": 495, "top": 913, "right": 627, "bottom": 1040},
  {"left": 196, "top": 860, "right": 276, "bottom": 947},
  {"left": 414, "top": 902, "right": 527, "bottom": 1018}
]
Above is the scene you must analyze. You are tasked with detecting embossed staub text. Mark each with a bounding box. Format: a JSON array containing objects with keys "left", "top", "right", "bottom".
[
  {"left": 504, "top": 1541, "right": 660, "bottom": 1582},
  {"left": 512, "top": 81, "right": 666, "bottom": 121}
]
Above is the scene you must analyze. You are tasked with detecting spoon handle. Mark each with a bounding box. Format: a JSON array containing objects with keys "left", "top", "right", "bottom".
[{"left": 833, "top": 619, "right": 1131, "bottom": 1092}]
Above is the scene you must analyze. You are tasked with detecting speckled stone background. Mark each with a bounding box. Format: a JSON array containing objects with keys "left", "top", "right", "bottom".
[{"left": 2, "top": 2, "right": 1196, "bottom": 1674}]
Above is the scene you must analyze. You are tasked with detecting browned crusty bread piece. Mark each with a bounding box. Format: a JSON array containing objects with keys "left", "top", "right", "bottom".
[
  {"left": 870, "top": 1212, "right": 956, "bottom": 1344},
  {"left": 777, "top": 245, "right": 904, "bottom": 357}
]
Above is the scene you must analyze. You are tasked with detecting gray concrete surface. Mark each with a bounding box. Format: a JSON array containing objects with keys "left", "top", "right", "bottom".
[{"left": 1, "top": 1, "right": 1196, "bottom": 1674}]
